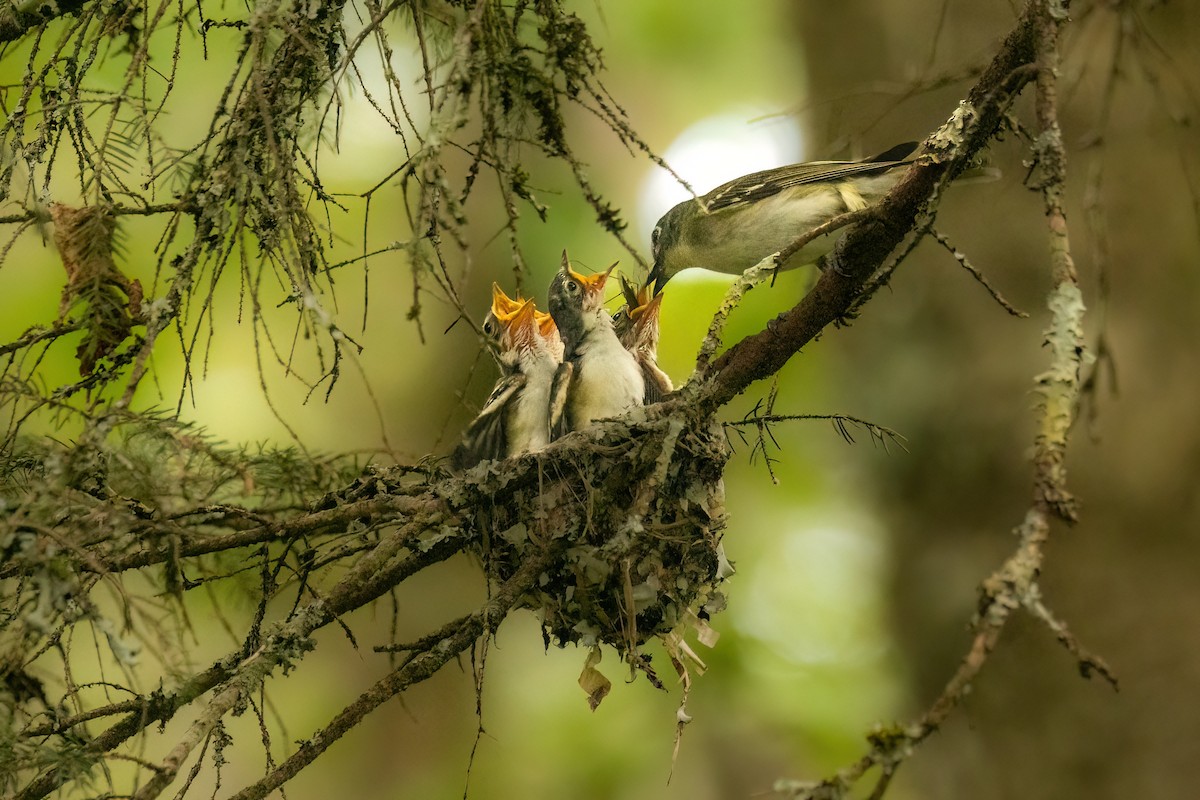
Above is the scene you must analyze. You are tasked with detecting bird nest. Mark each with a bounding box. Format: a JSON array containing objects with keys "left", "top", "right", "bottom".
[{"left": 470, "top": 414, "right": 731, "bottom": 673}]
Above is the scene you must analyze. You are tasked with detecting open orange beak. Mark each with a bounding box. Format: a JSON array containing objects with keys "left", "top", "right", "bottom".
[
  {"left": 630, "top": 290, "right": 663, "bottom": 325},
  {"left": 534, "top": 309, "right": 558, "bottom": 341},
  {"left": 620, "top": 275, "right": 659, "bottom": 324},
  {"left": 491, "top": 282, "right": 525, "bottom": 318},
  {"left": 566, "top": 263, "right": 614, "bottom": 294},
  {"left": 560, "top": 251, "right": 615, "bottom": 311},
  {"left": 501, "top": 298, "right": 537, "bottom": 350}
]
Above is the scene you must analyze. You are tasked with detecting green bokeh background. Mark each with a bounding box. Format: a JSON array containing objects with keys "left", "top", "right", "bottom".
[{"left": 3, "top": 1, "right": 1198, "bottom": 798}]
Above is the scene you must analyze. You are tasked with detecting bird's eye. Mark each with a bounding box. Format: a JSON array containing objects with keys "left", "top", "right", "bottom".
[
  {"left": 566, "top": 280, "right": 580, "bottom": 294},
  {"left": 483, "top": 319, "right": 496, "bottom": 337},
  {"left": 651, "top": 225, "right": 661, "bottom": 257},
  {"left": 613, "top": 309, "right": 627, "bottom": 323}
]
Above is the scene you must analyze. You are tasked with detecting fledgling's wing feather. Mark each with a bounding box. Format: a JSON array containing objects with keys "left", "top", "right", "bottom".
[
  {"left": 451, "top": 374, "right": 524, "bottom": 469},
  {"left": 548, "top": 361, "right": 575, "bottom": 440},
  {"left": 641, "top": 363, "right": 670, "bottom": 405},
  {"left": 704, "top": 142, "right": 919, "bottom": 213}
]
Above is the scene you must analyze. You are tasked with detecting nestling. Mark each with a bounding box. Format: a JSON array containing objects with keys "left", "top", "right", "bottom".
[
  {"left": 547, "top": 252, "right": 644, "bottom": 437},
  {"left": 452, "top": 284, "right": 561, "bottom": 468},
  {"left": 613, "top": 275, "right": 672, "bottom": 404}
]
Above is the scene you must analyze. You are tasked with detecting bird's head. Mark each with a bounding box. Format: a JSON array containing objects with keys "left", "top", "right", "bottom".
[
  {"left": 548, "top": 250, "right": 616, "bottom": 349},
  {"left": 614, "top": 276, "right": 663, "bottom": 353},
  {"left": 480, "top": 284, "right": 517, "bottom": 365},
  {"left": 549, "top": 251, "right": 613, "bottom": 314},
  {"left": 649, "top": 201, "right": 689, "bottom": 293},
  {"left": 488, "top": 284, "right": 537, "bottom": 353}
]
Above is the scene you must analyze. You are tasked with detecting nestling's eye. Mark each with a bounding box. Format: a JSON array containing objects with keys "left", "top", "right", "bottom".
[
  {"left": 483, "top": 318, "right": 496, "bottom": 337},
  {"left": 613, "top": 309, "right": 627, "bottom": 324},
  {"left": 566, "top": 280, "right": 580, "bottom": 294}
]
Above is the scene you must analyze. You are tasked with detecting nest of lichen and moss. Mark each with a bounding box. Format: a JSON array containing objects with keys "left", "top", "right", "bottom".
[{"left": 451, "top": 411, "right": 731, "bottom": 667}]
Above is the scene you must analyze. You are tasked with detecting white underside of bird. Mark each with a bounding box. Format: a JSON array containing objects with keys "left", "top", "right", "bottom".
[
  {"left": 566, "top": 325, "right": 644, "bottom": 429},
  {"left": 505, "top": 348, "right": 558, "bottom": 453}
]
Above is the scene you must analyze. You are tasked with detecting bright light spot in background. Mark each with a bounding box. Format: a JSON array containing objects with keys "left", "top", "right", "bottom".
[
  {"left": 736, "top": 513, "right": 889, "bottom": 666},
  {"left": 637, "top": 108, "right": 804, "bottom": 242}
]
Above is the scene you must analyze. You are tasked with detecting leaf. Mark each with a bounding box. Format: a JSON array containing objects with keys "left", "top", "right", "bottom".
[{"left": 578, "top": 646, "right": 611, "bottom": 711}]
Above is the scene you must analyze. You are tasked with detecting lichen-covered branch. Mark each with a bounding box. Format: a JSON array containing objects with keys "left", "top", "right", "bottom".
[
  {"left": 224, "top": 541, "right": 563, "bottom": 800},
  {"left": 701, "top": 3, "right": 1044, "bottom": 410},
  {"left": 772, "top": 3, "right": 1117, "bottom": 797},
  {"left": 0, "top": 0, "right": 86, "bottom": 44},
  {"left": 0, "top": 1, "right": 1128, "bottom": 798}
]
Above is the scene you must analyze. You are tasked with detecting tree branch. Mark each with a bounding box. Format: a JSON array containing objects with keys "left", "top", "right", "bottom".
[
  {"left": 0, "top": 0, "right": 86, "bottom": 43},
  {"left": 0, "top": 2, "right": 1128, "bottom": 799},
  {"left": 224, "top": 541, "right": 563, "bottom": 800},
  {"left": 702, "top": 2, "right": 1045, "bottom": 411},
  {"left": 14, "top": 525, "right": 466, "bottom": 800},
  {"left": 770, "top": 3, "right": 1114, "bottom": 796}
]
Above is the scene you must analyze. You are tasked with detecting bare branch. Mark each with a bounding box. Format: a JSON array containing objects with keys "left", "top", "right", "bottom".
[{"left": 930, "top": 228, "right": 1029, "bottom": 318}]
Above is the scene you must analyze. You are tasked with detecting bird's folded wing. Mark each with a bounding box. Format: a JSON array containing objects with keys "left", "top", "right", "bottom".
[
  {"left": 641, "top": 363, "right": 671, "bottom": 405},
  {"left": 704, "top": 141, "right": 919, "bottom": 212},
  {"left": 451, "top": 373, "right": 524, "bottom": 469},
  {"left": 548, "top": 361, "right": 574, "bottom": 440}
]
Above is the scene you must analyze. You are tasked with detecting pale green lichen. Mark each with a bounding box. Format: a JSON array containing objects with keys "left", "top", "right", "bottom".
[
  {"left": 927, "top": 101, "right": 979, "bottom": 161},
  {"left": 1034, "top": 281, "right": 1086, "bottom": 449}
]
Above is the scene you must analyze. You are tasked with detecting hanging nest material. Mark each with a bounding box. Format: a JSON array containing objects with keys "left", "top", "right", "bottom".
[{"left": 449, "top": 410, "right": 730, "bottom": 667}]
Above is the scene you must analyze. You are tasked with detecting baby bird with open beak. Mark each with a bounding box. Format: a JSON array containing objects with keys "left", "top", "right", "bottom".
[
  {"left": 453, "top": 284, "right": 561, "bottom": 468},
  {"left": 613, "top": 276, "right": 672, "bottom": 404},
  {"left": 547, "top": 252, "right": 644, "bottom": 437}
]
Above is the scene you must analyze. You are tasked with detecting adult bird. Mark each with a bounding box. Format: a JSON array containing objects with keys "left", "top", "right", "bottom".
[
  {"left": 648, "top": 142, "right": 919, "bottom": 292},
  {"left": 547, "top": 252, "right": 644, "bottom": 437},
  {"left": 614, "top": 275, "right": 672, "bottom": 404},
  {"left": 452, "top": 285, "right": 561, "bottom": 469}
]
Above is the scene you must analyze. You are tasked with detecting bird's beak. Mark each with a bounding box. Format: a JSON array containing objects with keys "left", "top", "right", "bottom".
[
  {"left": 573, "top": 263, "right": 613, "bottom": 293},
  {"left": 630, "top": 290, "right": 663, "bottom": 325},
  {"left": 491, "top": 282, "right": 523, "bottom": 317},
  {"left": 649, "top": 263, "right": 668, "bottom": 295},
  {"left": 636, "top": 281, "right": 654, "bottom": 308},
  {"left": 560, "top": 252, "right": 613, "bottom": 309},
  {"left": 534, "top": 309, "right": 558, "bottom": 341}
]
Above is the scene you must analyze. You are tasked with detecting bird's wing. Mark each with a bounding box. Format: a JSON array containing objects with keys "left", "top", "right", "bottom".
[
  {"left": 703, "top": 142, "right": 919, "bottom": 213},
  {"left": 641, "top": 362, "right": 671, "bottom": 405},
  {"left": 548, "top": 360, "right": 575, "bottom": 440},
  {"left": 451, "top": 373, "right": 524, "bottom": 469}
]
